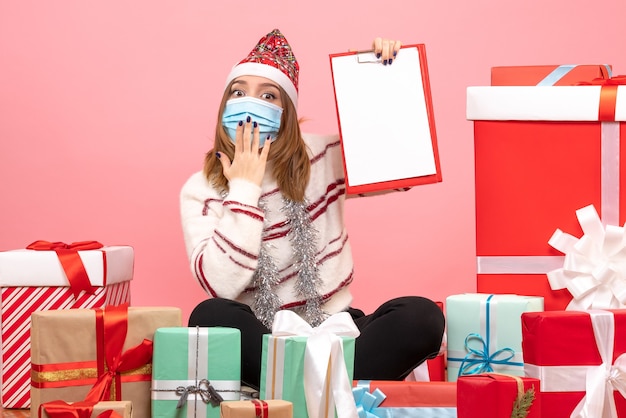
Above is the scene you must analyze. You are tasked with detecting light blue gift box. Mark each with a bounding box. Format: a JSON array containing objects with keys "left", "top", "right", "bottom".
[
  {"left": 446, "top": 293, "right": 543, "bottom": 382},
  {"left": 151, "top": 326, "right": 241, "bottom": 418},
  {"left": 260, "top": 334, "right": 355, "bottom": 418}
]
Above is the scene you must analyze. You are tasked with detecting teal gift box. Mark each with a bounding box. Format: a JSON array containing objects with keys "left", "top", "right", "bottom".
[
  {"left": 151, "top": 326, "right": 241, "bottom": 418},
  {"left": 446, "top": 293, "right": 543, "bottom": 382},
  {"left": 260, "top": 312, "right": 357, "bottom": 418}
]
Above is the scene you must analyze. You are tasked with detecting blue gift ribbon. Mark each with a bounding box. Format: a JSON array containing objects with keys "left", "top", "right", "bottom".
[
  {"left": 353, "top": 382, "right": 457, "bottom": 418},
  {"left": 448, "top": 294, "right": 523, "bottom": 377},
  {"left": 353, "top": 386, "right": 386, "bottom": 418},
  {"left": 537, "top": 64, "right": 613, "bottom": 86},
  {"left": 372, "top": 407, "right": 457, "bottom": 418}
]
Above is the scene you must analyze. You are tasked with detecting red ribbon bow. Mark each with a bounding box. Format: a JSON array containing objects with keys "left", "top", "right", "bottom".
[
  {"left": 40, "top": 400, "right": 123, "bottom": 418},
  {"left": 252, "top": 400, "right": 270, "bottom": 418},
  {"left": 26, "top": 240, "right": 105, "bottom": 299},
  {"left": 83, "top": 303, "right": 153, "bottom": 403},
  {"left": 577, "top": 75, "right": 626, "bottom": 121}
]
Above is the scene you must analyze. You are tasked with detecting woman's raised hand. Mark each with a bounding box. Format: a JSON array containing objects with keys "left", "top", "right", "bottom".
[
  {"left": 372, "top": 38, "right": 402, "bottom": 65},
  {"left": 217, "top": 116, "right": 271, "bottom": 187}
]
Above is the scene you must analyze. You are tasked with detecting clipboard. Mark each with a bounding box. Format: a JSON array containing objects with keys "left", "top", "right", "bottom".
[{"left": 329, "top": 44, "right": 442, "bottom": 194}]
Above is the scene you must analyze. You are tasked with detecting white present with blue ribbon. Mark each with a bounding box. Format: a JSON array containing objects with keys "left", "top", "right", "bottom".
[{"left": 446, "top": 293, "right": 543, "bottom": 382}]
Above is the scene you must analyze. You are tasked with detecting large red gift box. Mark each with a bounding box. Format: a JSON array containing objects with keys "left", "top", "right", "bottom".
[
  {"left": 0, "top": 242, "right": 134, "bottom": 408},
  {"left": 522, "top": 310, "right": 626, "bottom": 417},
  {"left": 491, "top": 64, "right": 611, "bottom": 86},
  {"left": 467, "top": 79, "right": 626, "bottom": 310},
  {"left": 457, "top": 373, "right": 541, "bottom": 418}
]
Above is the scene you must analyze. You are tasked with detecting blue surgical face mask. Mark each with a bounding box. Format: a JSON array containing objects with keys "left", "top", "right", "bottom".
[{"left": 221, "top": 97, "right": 283, "bottom": 147}]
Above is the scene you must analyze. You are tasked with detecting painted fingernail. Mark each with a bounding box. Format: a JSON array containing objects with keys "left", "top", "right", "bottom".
[
  {"left": 376, "top": 53, "right": 381, "bottom": 59},
  {"left": 246, "top": 116, "right": 251, "bottom": 123},
  {"left": 383, "top": 59, "right": 388, "bottom": 66},
  {"left": 253, "top": 121, "right": 258, "bottom": 128},
  {"left": 266, "top": 135, "right": 272, "bottom": 140},
  {"left": 216, "top": 152, "right": 221, "bottom": 159},
  {"left": 393, "top": 51, "right": 397, "bottom": 57},
  {"left": 389, "top": 58, "right": 393, "bottom": 65},
  {"left": 238, "top": 120, "right": 243, "bottom": 126}
]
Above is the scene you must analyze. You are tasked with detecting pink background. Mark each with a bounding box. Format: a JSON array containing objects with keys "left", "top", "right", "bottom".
[{"left": 1, "top": 1, "right": 625, "bottom": 322}]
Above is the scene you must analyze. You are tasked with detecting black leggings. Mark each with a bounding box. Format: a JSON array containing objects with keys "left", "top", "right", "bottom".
[{"left": 188, "top": 296, "right": 445, "bottom": 389}]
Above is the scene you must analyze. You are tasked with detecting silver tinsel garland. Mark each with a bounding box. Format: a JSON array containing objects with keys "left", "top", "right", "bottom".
[
  {"left": 251, "top": 197, "right": 325, "bottom": 328},
  {"left": 282, "top": 198, "right": 324, "bottom": 327},
  {"left": 251, "top": 200, "right": 283, "bottom": 328}
]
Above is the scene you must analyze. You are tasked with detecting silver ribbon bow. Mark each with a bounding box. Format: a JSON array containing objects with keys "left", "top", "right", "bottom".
[{"left": 175, "top": 378, "right": 223, "bottom": 408}]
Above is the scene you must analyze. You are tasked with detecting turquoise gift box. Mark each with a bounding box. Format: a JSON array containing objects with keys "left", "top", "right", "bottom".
[
  {"left": 151, "top": 326, "right": 241, "bottom": 418},
  {"left": 260, "top": 334, "right": 355, "bottom": 418},
  {"left": 446, "top": 293, "right": 543, "bottom": 382}
]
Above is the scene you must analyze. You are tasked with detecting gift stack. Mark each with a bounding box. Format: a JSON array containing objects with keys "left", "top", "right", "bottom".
[
  {"left": 0, "top": 241, "right": 134, "bottom": 409},
  {"left": 258, "top": 309, "right": 457, "bottom": 418},
  {"left": 460, "top": 64, "right": 626, "bottom": 417},
  {"left": 31, "top": 304, "right": 182, "bottom": 417}
]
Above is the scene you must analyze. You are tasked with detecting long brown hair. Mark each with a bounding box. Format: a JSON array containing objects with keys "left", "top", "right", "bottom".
[{"left": 203, "top": 81, "right": 311, "bottom": 202}]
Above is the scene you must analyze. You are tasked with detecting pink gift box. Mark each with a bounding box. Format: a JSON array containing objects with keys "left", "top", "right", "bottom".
[{"left": 0, "top": 244, "right": 133, "bottom": 408}]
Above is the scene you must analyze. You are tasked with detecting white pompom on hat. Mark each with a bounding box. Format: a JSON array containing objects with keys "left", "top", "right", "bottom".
[{"left": 224, "top": 29, "right": 299, "bottom": 109}]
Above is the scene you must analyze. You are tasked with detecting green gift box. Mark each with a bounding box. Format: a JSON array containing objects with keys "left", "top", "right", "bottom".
[
  {"left": 446, "top": 293, "right": 543, "bottom": 381},
  {"left": 260, "top": 311, "right": 357, "bottom": 418},
  {"left": 151, "top": 326, "right": 241, "bottom": 418}
]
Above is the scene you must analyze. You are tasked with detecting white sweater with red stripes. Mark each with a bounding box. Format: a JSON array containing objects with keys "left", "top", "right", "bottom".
[{"left": 180, "top": 133, "right": 354, "bottom": 317}]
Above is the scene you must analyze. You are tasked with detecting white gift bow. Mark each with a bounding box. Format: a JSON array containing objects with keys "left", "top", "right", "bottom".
[
  {"left": 570, "top": 310, "right": 626, "bottom": 418},
  {"left": 547, "top": 204, "right": 626, "bottom": 310},
  {"left": 272, "top": 310, "right": 360, "bottom": 418}
]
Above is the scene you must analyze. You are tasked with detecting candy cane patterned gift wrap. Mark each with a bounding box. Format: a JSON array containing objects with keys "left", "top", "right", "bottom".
[
  {"left": 151, "top": 327, "right": 241, "bottom": 418},
  {"left": 446, "top": 293, "right": 543, "bottom": 382},
  {"left": 0, "top": 245, "right": 133, "bottom": 409}
]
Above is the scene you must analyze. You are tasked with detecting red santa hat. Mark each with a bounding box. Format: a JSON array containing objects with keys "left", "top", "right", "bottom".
[{"left": 224, "top": 29, "right": 299, "bottom": 108}]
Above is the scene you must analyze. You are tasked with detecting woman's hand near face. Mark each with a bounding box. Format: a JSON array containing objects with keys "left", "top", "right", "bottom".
[
  {"left": 372, "top": 38, "right": 402, "bottom": 65},
  {"left": 217, "top": 117, "right": 271, "bottom": 187}
]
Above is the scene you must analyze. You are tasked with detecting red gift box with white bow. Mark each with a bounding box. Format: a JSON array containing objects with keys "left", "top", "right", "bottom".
[
  {"left": 522, "top": 309, "right": 626, "bottom": 417},
  {"left": 467, "top": 77, "right": 626, "bottom": 310}
]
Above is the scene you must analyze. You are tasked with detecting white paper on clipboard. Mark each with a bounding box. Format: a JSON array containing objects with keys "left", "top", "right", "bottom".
[{"left": 331, "top": 47, "right": 437, "bottom": 186}]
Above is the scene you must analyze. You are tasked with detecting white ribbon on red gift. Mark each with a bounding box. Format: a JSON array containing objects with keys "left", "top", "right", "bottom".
[
  {"left": 526, "top": 311, "right": 626, "bottom": 418},
  {"left": 271, "top": 310, "right": 360, "bottom": 418},
  {"left": 477, "top": 119, "right": 622, "bottom": 282},
  {"left": 571, "top": 311, "right": 626, "bottom": 418},
  {"left": 547, "top": 205, "right": 626, "bottom": 310}
]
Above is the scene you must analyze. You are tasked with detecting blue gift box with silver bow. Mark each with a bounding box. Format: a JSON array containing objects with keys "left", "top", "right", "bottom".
[
  {"left": 151, "top": 326, "right": 241, "bottom": 418},
  {"left": 446, "top": 293, "right": 543, "bottom": 382}
]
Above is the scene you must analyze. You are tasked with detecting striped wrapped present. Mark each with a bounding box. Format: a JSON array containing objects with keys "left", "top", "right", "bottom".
[{"left": 0, "top": 241, "right": 133, "bottom": 408}]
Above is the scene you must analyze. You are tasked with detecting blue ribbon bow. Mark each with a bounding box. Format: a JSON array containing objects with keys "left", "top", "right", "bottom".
[
  {"left": 453, "top": 294, "right": 524, "bottom": 377},
  {"left": 457, "top": 332, "right": 522, "bottom": 376},
  {"left": 353, "top": 386, "right": 386, "bottom": 418}
]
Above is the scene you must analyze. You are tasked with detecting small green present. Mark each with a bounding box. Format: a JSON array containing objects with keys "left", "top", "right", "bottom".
[
  {"left": 151, "top": 326, "right": 241, "bottom": 418},
  {"left": 260, "top": 311, "right": 358, "bottom": 418}
]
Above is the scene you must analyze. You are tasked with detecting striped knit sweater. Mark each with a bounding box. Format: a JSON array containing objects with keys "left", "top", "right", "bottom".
[{"left": 180, "top": 133, "right": 354, "bottom": 318}]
